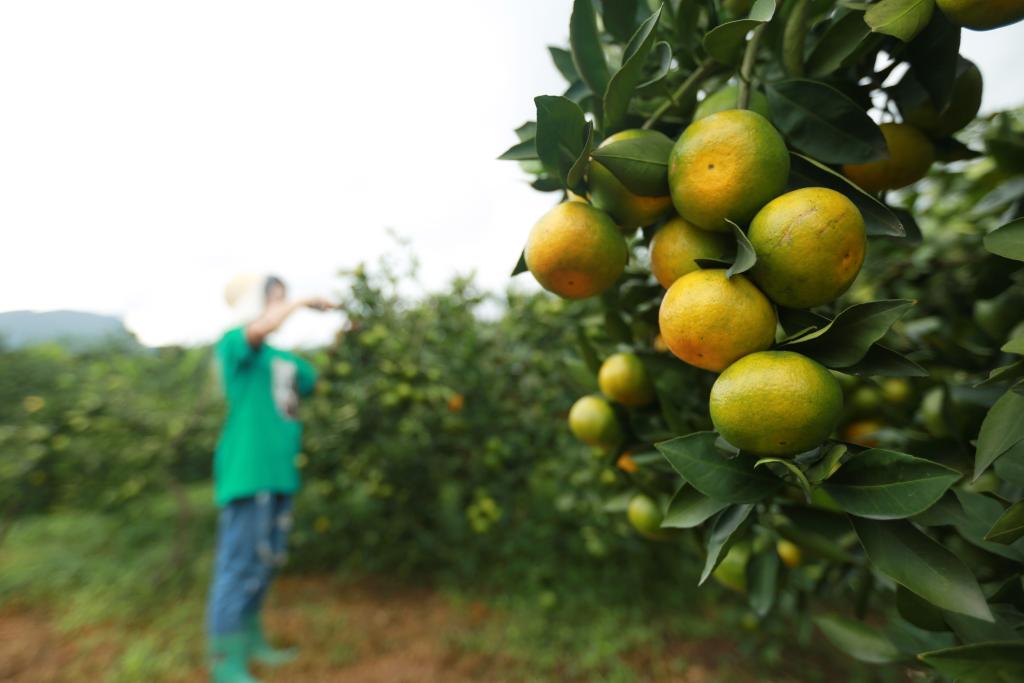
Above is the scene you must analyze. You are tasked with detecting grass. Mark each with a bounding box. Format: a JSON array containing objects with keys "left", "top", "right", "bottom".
[{"left": 0, "top": 487, "right": 903, "bottom": 683}]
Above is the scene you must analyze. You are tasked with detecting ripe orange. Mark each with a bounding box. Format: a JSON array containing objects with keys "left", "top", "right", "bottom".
[
  {"left": 658, "top": 270, "right": 777, "bottom": 372},
  {"left": 447, "top": 393, "right": 465, "bottom": 413},
  {"left": 748, "top": 187, "right": 867, "bottom": 309},
  {"left": 668, "top": 109, "right": 790, "bottom": 232},
  {"left": 649, "top": 216, "right": 732, "bottom": 289},
  {"left": 935, "top": 0, "right": 1024, "bottom": 30},
  {"left": 616, "top": 452, "right": 638, "bottom": 473},
  {"left": 525, "top": 202, "right": 627, "bottom": 299},
  {"left": 694, "top": 84, "right": 771, "bottom": 121},
  {"left": 842, "top": 419, "right": 886, "bottom": 448},
  {"left": 589, "top": 129, "right": 674, "bottom": 229},
  {"left": 842, "top": 123, "right": 935, "bottom": 193},
  {"left": 598, "top": 352, "right": 656, "bottom": 407},
  {"left": 710, "top": 351, "right": 843, "bottom": 456},
  {"left": 568, "top": 395, "right": 622, "bottom": 449}
]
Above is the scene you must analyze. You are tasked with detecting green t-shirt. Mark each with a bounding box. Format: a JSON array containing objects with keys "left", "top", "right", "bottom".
[{"left": 213, "top": 327, "right": 317, "bottom": 506}]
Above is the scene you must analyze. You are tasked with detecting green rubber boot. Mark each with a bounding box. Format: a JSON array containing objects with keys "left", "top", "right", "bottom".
[
  {"left": 210, "top": 632, "right": 261, "bottom": 683},
  {"left": 245, "top": 613, "right": 298, "bottom": 667}
]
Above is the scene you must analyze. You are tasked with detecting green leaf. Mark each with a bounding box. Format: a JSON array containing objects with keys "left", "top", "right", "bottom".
[
  {"left": 974, "top": 389, "right": 1024, "bottom": 481},
  {"left": 754, "top": 457, "right": 811, "bottom": 499},
  {"left": 807, "top": 443, "right": 849, "bottom": 484},
  {"left": 567, "top": 122, "right": 595, "bottom": 189},
  {"left": 984, "top": 500, "right": 1024, "bottom": 545},
  {"left": 766, "top": 79, "right": 887, "bottom": 164},
  {"left": 976, "top": 359, "right": 1024, "bottom": 388},
  {"left": 919, "top": 643, "right": 1024, "bottom": 683},
  {"left": 590, "top": 130, "right": 674, "bottom": 196},
  {"left": 807, "top": 10, "right": 873, "bottom": 79},
  {"left": 864, "top": 0, "right": 934, "bottom": 43},
  {"left": 776, "top": 508, "right": 858, "bottom": 563},
  {"left": 814, "top": 614, "right": 902, "bottom": 664},
  {"left": 703, "top": 0, "right": 777, "bottom": 65},
  {"left": 548, "top": 46, "right": 580, "bottom": 83},
  {"left": 726, "top": 220, "right": 756, "bottom": 278},
  {"left": 852, "top": 518, "right": 993, "bottom": 621},
  {"left": 657, "top": 431, "right": 784, "bottom": 504},
  {"left": 747, "top": 548, "right": 779, "bottom": 617},
  {"left": 534, "top": 95, "right": 589, "bottom": 192},
  {"left": 904, "top": 10, "right": 961, "bottom": 112},
  {"left": 498, "top": 139, "right": 538, "bottom": 161},
  {"left": 781, "top": 300, "right": 915, "bottom": 368},
  {"left": 511, "top": 250, "right": 528, "bottom": 277},
  {"left": 1003, "top": 337, "right": 1024, "bottom": 355},
  {"left": 840, "top": 344, "right": 929, "bottom": 377},
  {"left": 943, "top": 608, "right": 1021, "bottom": 646},
  {"left": 662, "top": 485, "right": 731, "bottom": 529},
  {"left": 897, "top": 585, "right": 948, "bottom": 632},
  {"left": 601, "top": 0, "right": 641, "bottom": 43},
  {"left": 638, "top": 41, "right": 673, "bottom": 91},
  {"left": 788, "top": 153, "right": 906, "bottom": 237},
  {"left": 604, "top": 7, "right": 662, "bottom": 133},
  {"left": 822, "top": 449, "right": 960, "bottom": 520},
  {"left": 984, "top": 218, "right": 1024, "bottom": 262},
  {"left": 699, "top": 504, "right": 754, "bottom": 585},
  {"left": 953, "top": 490, "right": 1024, "bottom": 562},
  {"left": 994, "top": 440, "right": 1024, "bottom": 486},
  {"left": 972, "top": 177, "right": 1024, "bottom": 217},
  {"left": 570, "top": 0, "right": 610, "bottom": 114}
]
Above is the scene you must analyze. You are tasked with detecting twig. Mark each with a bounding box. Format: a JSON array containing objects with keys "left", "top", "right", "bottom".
[
  {"left": 642, "top": 59, "right": 719, "bottom": 130},
  {"left": 738, "top": 25, "right": 767, "bottom": 110}
]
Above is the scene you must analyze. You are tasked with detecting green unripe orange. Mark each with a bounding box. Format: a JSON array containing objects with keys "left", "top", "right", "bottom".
[{"left": 710, "top": 351, "right": 843, "bottom": 456}]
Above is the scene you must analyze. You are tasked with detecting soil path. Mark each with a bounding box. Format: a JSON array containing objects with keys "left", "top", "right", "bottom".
[{"left": 0, "top": 576, "right": 746, "bottom": 683}]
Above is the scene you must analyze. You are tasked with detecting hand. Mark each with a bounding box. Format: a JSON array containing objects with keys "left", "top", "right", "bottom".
[{"left": 302, "top": 296, "right": 337, "bottom": 312}]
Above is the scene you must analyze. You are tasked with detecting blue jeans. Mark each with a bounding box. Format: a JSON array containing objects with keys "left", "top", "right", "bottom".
[{"left": 207, "top": 492, "right": 293, "bottom": 636}]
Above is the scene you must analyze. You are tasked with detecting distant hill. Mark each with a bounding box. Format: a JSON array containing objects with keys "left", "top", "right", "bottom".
[{"left": 0, "top": 310, "right": 141, "bottom": 350}]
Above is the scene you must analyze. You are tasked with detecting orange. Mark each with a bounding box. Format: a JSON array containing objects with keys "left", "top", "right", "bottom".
[
  {"left": 658, "top": 270, "right": 777, "bottom": 372},
  {"left": 616, "top": 452, "right": 638, "bottom": 473},
  {"left": 598, "top": 352, "right": 656, "bottom": 407},
  {"left": 589, "top": 130, "right": 674, "bottom": 229},
  {"left": 627, "top": 494, "right": 672, "bottom": 541},
  {"left": 649, "top": 216, "right": 732, "bottom": 289},
  {"left": 776, "top": 540, "right": 802, "bottom": 568},
  {"left": 668, "top": 109, "right": 790, "bottom": 232},
  {"left": 713, "top": 543, "right": 750, "bottom": 593},
  {"left": 935, "top": 0, "right": 1024, "bottom": 30},
  {"left": 694, "top": 84, "right": 771, "bottom": 121},
  {"left": 447, "top": 393, "right": 465, "bottom": 413},
  {"left": 568, "top": 395, "right": 622, "bottom": 449},
  {"left": 902, "top": 60, "right": 983, "bottom": 138},
  {"left": 842, "top": 419, "right": 886, "bottom": 448},
  {"left": 525, "top": 202, "right": 627, "bottom": 299},
  {"left": 710, "top": 351, "right": 843, "bottom": 456},
  {"left": 748, "top": 187, "right": 867, "bottom": 309},
  {"left": 842, "top": 123, "right": 935, "bottom": 193}
]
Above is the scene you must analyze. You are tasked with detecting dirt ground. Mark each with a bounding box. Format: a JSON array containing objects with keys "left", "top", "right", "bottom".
[{"left": 0, "top": 576, "right": 758, "bottom": 683}]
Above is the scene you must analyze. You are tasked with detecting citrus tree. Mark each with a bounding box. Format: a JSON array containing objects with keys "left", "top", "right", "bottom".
[{"left": 503, "top": 1, "right": 1024, "bottom": 678}]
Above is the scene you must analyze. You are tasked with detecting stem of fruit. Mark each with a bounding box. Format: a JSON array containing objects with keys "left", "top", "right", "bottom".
[
  {"left": 641, "top": 59, "right": 717, "bottom": 130},
  {"left": 737, "top": 24, "right": 766, "bottom": 110}
]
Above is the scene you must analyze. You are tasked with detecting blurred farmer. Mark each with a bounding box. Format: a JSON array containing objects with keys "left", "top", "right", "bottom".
[{"left": 207, "top": 274, "right": 335, "bottom": 683}]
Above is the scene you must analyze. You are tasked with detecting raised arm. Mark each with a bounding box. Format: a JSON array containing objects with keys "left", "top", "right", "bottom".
[{"left": 244, "top": 296, "right": 335, "bottom": 349}]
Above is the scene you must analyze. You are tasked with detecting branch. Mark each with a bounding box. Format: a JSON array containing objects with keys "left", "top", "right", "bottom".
[
  {"left": 642, "top": 59, "right": 719, "bottom": 130},
  {"left": 738, "top": 25, "right": 767, "bottom": 110}
]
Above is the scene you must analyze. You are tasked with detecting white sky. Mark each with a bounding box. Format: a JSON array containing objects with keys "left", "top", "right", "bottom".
[{"left": 0, "top": 2, "right": 1021, "bottom": 347}]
